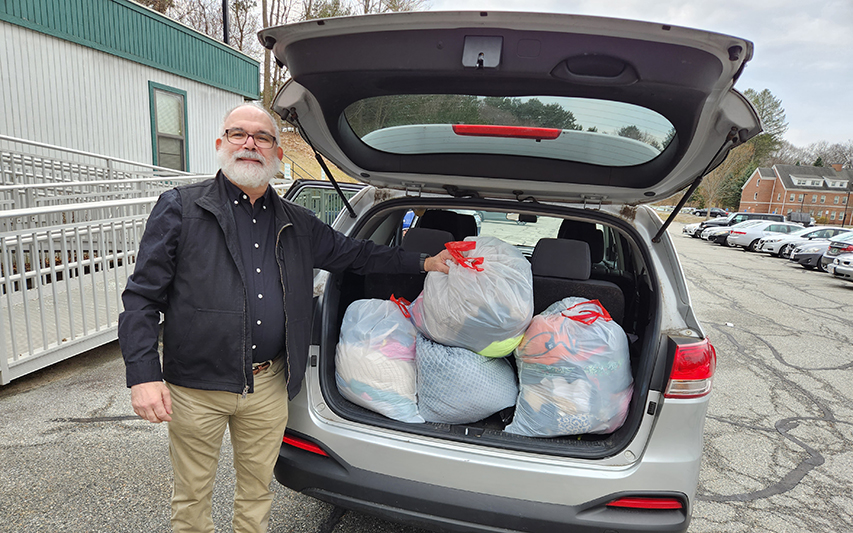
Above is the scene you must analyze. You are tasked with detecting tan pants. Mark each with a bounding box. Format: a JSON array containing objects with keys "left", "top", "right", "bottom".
[{"left": 166, "top": 358, "right": 288, "bottom": 533}]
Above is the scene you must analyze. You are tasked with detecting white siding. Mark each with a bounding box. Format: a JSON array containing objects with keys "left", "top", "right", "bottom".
[{"left": 1, "top": 21, "right": 249, "bottom": 173}]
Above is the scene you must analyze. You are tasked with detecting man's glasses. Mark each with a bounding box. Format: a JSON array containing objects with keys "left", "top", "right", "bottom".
[{"left": 223, "top": 128, "right": 277, "bottom": 149}]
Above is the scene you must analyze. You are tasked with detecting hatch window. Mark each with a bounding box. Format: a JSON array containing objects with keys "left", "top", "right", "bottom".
[{"left": 344, "top": 95, "right": 674, "bottom": 167}]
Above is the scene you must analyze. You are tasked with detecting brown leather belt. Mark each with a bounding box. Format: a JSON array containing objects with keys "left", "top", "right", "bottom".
[{"left": 252, "top": 360, "right": 273, "bottom": 375}]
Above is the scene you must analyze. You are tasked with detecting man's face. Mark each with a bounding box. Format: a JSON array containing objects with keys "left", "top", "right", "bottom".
[{"left": 215, "top": 106, "right": 284, "bottom": 190}]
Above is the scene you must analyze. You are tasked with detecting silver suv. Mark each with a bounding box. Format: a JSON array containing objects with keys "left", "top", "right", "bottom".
[{"left": 261, "top": 11, "right": 760, "bottom": 533}]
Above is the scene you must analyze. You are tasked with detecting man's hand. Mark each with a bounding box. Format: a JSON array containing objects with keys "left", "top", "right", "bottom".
[
  {"left": 131, "top": 381, "right": 173, "bottom": 423},
  {"left": 423, "top": 249, "right": 453, "bottom": 274}
]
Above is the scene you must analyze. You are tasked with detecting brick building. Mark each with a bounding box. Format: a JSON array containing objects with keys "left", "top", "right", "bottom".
[{"left": 738, "top": 164, "right": 853, "bottom": 226}]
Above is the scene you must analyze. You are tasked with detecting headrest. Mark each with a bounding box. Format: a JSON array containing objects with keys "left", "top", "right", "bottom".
[
  {"left": 417, "top": 210, "right": 478, "bottom": 241},
  {"left": 531, "top": 239, "right": 591, "bottom": 280},
  {"left": 402, "top": 227, "right": 454, "bottom": 256},
  {"left": 557, "top": 220, "right": 605, "bottom": 263}
]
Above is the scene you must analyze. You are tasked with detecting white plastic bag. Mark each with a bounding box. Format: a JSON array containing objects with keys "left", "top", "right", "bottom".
[
  {"left": 505, "top": 298, "right": 633, "bottom": 437},
  {"left": 409, "top": 236, "right": 534, "bottom": 357},
  {"left": 335, "top": 298, "right": 424, "bottom": 423},
  {"left": 415, "top": 334, "right": 518, "bottom": 424}
]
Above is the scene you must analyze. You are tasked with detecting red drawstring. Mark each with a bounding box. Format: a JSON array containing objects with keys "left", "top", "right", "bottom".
[
  {"left": 561, "top": 300, "right": 612, "bottom": 325},
  {"left": 390, "top": 294, "right": 411, "bottom": 318},
  {"left": 445, "top": 241, "right": 485, "bottom": 272}
]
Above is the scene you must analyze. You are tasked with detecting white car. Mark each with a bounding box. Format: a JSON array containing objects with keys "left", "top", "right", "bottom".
[
  {"left": 727, "top": 221, "right": 804, "bottom": 251},
  {"left": 704, "top": 220, "right": 764, "bottom": 245},
  {"left": 756, "top": 226, "right": 851, "bottom": 257},
  {"left": 682, "top": 222, "right": 701, "bottom": 237},
  {"left": 261, "top": 11, "right": 761, "bottom": 533},
  {"left": 827, "top": 252, "right": 853, "bottom": 281}
]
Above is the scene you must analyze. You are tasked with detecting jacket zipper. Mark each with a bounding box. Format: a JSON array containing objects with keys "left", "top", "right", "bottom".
[{"left": 276, "top": 222, "right": 293, "bottom": 392}]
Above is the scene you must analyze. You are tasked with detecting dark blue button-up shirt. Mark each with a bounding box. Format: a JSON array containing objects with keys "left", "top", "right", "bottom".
[{"left": 224, "top": 179, "right": 285, "bottom": 364}]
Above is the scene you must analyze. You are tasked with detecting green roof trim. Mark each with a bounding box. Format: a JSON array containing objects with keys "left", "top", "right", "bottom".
[{"left": 1, "top": 0, "right": 260, "bottom": 98}]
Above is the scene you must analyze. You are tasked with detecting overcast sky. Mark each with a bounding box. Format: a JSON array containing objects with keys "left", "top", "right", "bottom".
[{"left": 428, "top": 0, "right": 852, "bottom": 147}]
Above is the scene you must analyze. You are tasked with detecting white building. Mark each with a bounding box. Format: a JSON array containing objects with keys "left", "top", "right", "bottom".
[{"left": 1, "top": 0, "right": 260, "bottom": 173}]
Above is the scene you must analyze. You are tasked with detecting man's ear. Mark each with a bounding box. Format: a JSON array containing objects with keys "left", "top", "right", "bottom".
[
  {"left": 215, "top": 138, "right": 222, "bottom": 150},
  {"left": 276, "top": 146, "right": 284, "bottom": 161}
]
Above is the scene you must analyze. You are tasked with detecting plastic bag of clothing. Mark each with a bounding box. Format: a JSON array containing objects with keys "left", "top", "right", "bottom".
[
  {"left": 415, "top": 334, "right": 518, "bottom": 424},
  {"left": 409, "top": 237, "right": 534, "bottom": 357},
  {"left": 505, "top": 298, "right": 633, "bottom": 437},
  {"left": 335, "top": 298, "right": 424, "bottom": 423}
]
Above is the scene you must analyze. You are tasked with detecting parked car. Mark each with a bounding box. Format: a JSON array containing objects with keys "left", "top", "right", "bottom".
[
  {"left": 692, "top": 211, "right": 785, "bottom": 237},
  {"left": 682, "top": 222, "right": 702, "bottom": 237},
  {"left": 692, "top": 207, "right": 728, "bottom": 217},
  {"left": 704, "top": 220, "right": 764, "bottom": 245},
  {"left": 789, "top": 241, "right": 833, "bottom": 270},
  {"left": 827, "top": 253, "right": 853, "bottom": 282},
  {"left": 756, "top": 226, "right": 852, "bottom": 257},
  {"left": 261, "top": 11, "right": 761, "bottom": 533},
  {"left": 820, "top": 232, "right": 853, "bottom": 271},
  {"left": 727, "top": 221, "right": 804, "bottom": 251}
]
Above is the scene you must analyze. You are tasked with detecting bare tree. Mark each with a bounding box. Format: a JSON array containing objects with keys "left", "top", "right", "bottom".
[
  {"left": 352, "top": 0, "right": 430, "bottom": 13},
  {"left": 136, "top": 0, "right": 176, "bottom": 13},
  {"left": 230, "top": 0, "right": 262, "bottom": 54},
  {"left": 260, "top": 0, "right": 300, "bottom": 110},
  {"left": 166, "top": 0, "right": 260, "bottom": 56}
]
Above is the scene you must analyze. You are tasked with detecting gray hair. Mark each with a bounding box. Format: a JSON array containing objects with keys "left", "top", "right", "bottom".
[{"left": 220, "top": 102, "right": 281, "bottom": 144}]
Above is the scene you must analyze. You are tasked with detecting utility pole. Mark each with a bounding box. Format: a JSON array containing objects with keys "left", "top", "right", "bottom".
[{"left": 222, "top": 0, "right": 230, "bottom": 45}]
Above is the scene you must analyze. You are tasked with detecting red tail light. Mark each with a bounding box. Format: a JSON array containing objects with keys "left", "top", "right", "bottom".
[
  {"left": 839, "top": 244, "right": 853, "bottom": 253},
  {"left": 282, "top": 434, "right": 328, "bottom": 456},
  {"left": 606, "top": 497, "right": 684, "bottom": 510},
  {"left": 665, "top": 339, "right": 716, "bottom": 399},
  {"left": 452, "top": 124, "right": 561, "bottom": 140},
  {"left": 730, "top": 231, "right": 746, "bottom": 235}
]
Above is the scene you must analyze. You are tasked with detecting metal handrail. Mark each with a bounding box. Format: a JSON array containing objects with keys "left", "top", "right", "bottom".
[
  {"left": 0, "top": 134, "right": 195, "bottom": 175},
  {"left": 0, "top": 175, "right": 208, "bottom": 192}
]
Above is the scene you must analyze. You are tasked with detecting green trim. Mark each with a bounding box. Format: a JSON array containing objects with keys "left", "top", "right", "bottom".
[
  {"left": 1, "top": 0, "right": 260, "bottom": 98},
  {"left": 149, "top": 81, "right": 190, "bottom": 172}
]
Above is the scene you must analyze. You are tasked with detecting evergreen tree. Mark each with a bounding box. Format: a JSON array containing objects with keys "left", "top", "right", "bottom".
[{"left": 743, "top": 88, "right": 788, "bottom": 164}]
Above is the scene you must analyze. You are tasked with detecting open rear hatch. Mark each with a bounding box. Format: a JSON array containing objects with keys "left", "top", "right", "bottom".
[{"left": 260, "top": 11, "right": 761, "bottom": 205}]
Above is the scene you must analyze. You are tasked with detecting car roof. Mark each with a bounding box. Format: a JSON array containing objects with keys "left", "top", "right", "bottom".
[{"left": 261, "top": 11, "right": 761, "bottom": 204}]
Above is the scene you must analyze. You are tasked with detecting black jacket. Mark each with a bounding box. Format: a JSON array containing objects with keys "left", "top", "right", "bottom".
[{"left": 118, "top": 173, "right": 420, "bottom": 399}]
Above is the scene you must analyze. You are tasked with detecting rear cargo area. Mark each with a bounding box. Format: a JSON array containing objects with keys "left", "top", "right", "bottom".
[{"left": 316, "top": 207, "right": 658, "bottom": 458}]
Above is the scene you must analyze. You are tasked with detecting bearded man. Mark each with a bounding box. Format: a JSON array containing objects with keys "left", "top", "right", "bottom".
[{"left": 118, "top": 103, "right": 450, "bottom": 533}]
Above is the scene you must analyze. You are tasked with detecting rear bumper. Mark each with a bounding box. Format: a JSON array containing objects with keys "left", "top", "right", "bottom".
[
  {"left": 274, "top": 432, "right": 690, "bottom": 533},
  {"left": 829, "top": 264, "right": 853, "bottom": 280},
  {"left": 791, "top": 252, "right": 821, "bottom": 267}
]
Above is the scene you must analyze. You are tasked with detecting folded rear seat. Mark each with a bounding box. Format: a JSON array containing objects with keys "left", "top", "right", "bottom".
[{"left": 531, "top": 238, "right": 625, "bottom": 326}]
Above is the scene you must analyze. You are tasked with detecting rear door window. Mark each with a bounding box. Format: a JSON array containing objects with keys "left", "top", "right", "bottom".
[{"left": 345, "top": 95, "right": 675, "bottom": 167}]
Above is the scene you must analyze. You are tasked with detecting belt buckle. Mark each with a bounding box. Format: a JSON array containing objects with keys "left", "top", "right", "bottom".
[{"left": 252, "top": 360, "right": 273, "bottom": 375}]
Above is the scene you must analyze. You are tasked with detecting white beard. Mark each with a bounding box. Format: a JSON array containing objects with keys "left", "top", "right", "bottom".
[{"left": 217, "top": 148, "right": 279, "bottom": 189}]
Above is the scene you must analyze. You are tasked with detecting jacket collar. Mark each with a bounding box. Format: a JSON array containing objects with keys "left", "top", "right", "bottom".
[{"left": 197, "top": 171, "right": 292, "bottom": 232}]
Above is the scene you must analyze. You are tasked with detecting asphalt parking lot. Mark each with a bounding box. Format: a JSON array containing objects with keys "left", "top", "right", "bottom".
[{"left": 1, "top": 221, "right": 852, "bottom": 533}]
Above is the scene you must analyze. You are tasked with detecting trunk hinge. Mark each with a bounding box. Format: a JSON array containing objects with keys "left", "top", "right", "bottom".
[
  {"left": 404, "top": 183, "right": 423, "bottom": 197},
  {"left": 289, "top": 109, "right": 357, "bottom": 218},
  {"left": 582, "top": 195, "right": 605, "bottom": 210}
]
